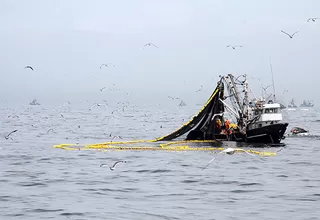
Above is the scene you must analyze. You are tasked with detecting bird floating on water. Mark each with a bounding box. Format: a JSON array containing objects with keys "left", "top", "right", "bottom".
[
  {"left": 281, "top": 30, "right": 299, "bottom": 38},
  {"left": 307, "top": 17, "right": 319, "bottom": 22},
  {"left": 47, "top": 128, "right": 54, "bottom": 134},
  {"left": 24, "top": 66, "right": 34, "bottom": 71},
  {"left": 89, "top": 103, "right": 108, "bottom": 111},
  {"left": 100, "top": 161, "right": 127, "bottom": 171},
  {"left": 144, "top": 43, "right": 158, "bottom": 48},
  {"left": 227, "top": 45, "right": 242, "bottom": 50},
  {"left": 111, "top": 136, "right": 123, "bottom": 142},
  {"left": 202, "top": 147, "right": 255, "bottom": 170}
]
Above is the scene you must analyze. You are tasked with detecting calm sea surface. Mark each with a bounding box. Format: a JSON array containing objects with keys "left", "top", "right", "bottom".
[{"left": 1, "top": 103, "right": 319, "bottom": 220}]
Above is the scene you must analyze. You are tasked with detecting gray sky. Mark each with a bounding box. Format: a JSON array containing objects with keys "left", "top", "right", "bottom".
[{"left": 1, "top": 0, "right": 319, "bottom": 105}]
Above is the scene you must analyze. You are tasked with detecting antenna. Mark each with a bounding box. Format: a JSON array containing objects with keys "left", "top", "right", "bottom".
[{"left": 269, "top": 57, "right": 276, "bottom": 102}]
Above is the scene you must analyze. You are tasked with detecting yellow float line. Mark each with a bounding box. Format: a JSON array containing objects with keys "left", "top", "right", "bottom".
[
  {"left": 53, "top": 143, "right": 276, "bottom": 156},
  {"left": 159, "top": 140, "right": 220, "bottom": 148}
]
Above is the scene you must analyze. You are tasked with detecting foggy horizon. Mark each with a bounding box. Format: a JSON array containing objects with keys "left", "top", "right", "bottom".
[{"left": 1, "top": 0, "right": 319, "bottom": 107}]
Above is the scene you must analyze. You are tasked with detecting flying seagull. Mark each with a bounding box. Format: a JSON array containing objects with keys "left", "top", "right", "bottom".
[
  {"left": 144, "top": 43, "right": 158, "bottom": 48},
  {"left": 283, "top": 89, "right": 289, "bottom": 94},
  {"left": 196, "top": 85, "right": 203, "bottom": 92},
  {"left": 100, "top": 161, "right": 127, "bottom": 171},
  {"left": 281, "top": 30, "right": 299, "bottom": 38},
  {"left": 24, "top": 66, "right": 34, "bottom": 71},
  {"left": 100, "top": 87, "right": 107, "bottom": 92},
  {"left": 262, "top": 85, "right": 271, "bottom": 92},
  {"left": 307, "top": 18, "right": 319, "bottom": 22},
  {"left": 168, "top": 96, "right": 180, "bottom": 100},
  {"left": 227, "top": 45, "right": 242, "bottom": 50},
  {"left": 100, "top": 63, "right": 115, "bottom": 68},
  {"left": 5, "top": 129, "right": 18, "bottom": 140},
  {"left": 202, "top": 147, "right": 255, "bottom": 170}
]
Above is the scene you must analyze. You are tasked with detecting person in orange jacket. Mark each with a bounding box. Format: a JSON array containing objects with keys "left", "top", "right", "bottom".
[{"left": 225, "top": 118, "right": 231, "bottom": 135}]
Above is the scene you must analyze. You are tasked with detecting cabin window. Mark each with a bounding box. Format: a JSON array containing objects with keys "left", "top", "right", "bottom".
[
  {"left": 264, "top": 108, "right": 278, "bottom": 114},
  {"left": 255, "top": 109, "right": 262, "bottom": 115},
  {"left": 259, "top": 124, "right": 262, "bottom": 128}
]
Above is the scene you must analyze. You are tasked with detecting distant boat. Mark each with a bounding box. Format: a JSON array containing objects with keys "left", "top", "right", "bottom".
[
  {"left": 280, "top": 103, "right": 286, "bottom": 109},
  {"left": 30, "top": 99, "right": 40, "bottom": 105},
  {"left": 288, "top": 99, "right": 297, "bottom": 108},
  {"left": 300, "top": 100, "right": 314, "bottom": 108}
]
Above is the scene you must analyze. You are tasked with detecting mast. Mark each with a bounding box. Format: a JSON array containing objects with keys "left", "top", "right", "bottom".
[
  {"left": 269, "top": 57, "right": 276, "bottom": 102},
  {"left": 228, "top": 74, "right": 247, "bottom": 134},
  {"left": 244, "top": 74, "right": 249, "bottom": 121},
  {"left": 228, "top": 74, "right": 242, "bottom": 111}
]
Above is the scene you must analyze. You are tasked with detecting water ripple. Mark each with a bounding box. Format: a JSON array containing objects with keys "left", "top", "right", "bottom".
[{"left": 1, "top": 105, "right": 320, "bottom": 220}]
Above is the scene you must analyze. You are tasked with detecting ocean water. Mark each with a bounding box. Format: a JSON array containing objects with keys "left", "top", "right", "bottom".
[{"left": 1, "top": 103, "right": 319, "bottom": 220}]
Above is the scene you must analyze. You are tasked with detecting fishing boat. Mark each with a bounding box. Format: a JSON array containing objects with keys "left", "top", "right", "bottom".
[
  {"left": 300, "top": 100, "right": 314, "bottom": 108},
  {"left": 29, "top": 99, "right": 40, "bottom": 105},
  {"left": 217, "top": 74, "right": 288, "bottom": 143},
  {"left": 288, "top": 99, "right": 297, "bottom": 108},
  {"left": 155, "top": 74, "right": 288, "bottom": 144}
]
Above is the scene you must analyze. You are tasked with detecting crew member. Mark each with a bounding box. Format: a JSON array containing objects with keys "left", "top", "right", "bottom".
[
  {"left": 225, "top": 118, "right": 231, "bottom": 135},
  {"left": 216, "top": 118, "right": 222, "bottom": 133}
]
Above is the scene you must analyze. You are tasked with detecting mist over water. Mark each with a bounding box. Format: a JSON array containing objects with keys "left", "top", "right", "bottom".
[
  {"left": 1, "top": 104, "right": 320, "bottom": 220},
  {"left": 1, "top": 0, "right": 320, "bottom": 219}
]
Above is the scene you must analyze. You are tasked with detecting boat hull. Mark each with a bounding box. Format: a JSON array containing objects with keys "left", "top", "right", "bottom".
[{"left": 246, "top": 123, "right": 288, "bottom": 143}]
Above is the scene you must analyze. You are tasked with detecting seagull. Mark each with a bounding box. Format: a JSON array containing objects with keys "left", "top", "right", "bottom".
[
  {"left": 202, "top": 147, "right": 255, "bottom": 170},
  {"left": 24, "top": 66, "right": 34, "bottom": 71},
  {"left": 111, "top": 136, "right": 123, "bottom": 142},
  {"left": 281, "top": 30, "right": 299, "bottom": 39},
  {"left": 100, "top": 161, "right": 127, "bottom": 171},
  {"left": 5, "top": 129, "right": 18, "bottom": 140},
  {"left": 283, "top": 89, "right": 289, "bottom": 94},
  {"left": 144, "top": 43, "right": 158, "bottom": 48},
  {"left": 168, "top": 96, "right": 180, "bottom": 100},
  {"left": 47, "top": 128, "right": 54, "bottom": 134},
  {"left": 89, "top": 103, "right": 108, "bottom": 111},
  {"left": 100, "top": 63, "right": 115, "bottom": 68},
  {"left": 227, "top": 45, "right": 242, "bottom": 50},
  {"left": 262, "top": 85, "right": 271, "bottom": 92},
  {"left": 8, "top": 115, "right": 19, "bottom": 119},
  {"left": 100, "top": 87, "right": 107, "bottom": 92},
  {"left": 196, "top": 85, "right": 203, "bottom": 92},
  {"left": 307, "top": 18, "right": 319, "bottom": 22},
  {"left": 111, "top": 109, "right": 118, "bottom": 114}
]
